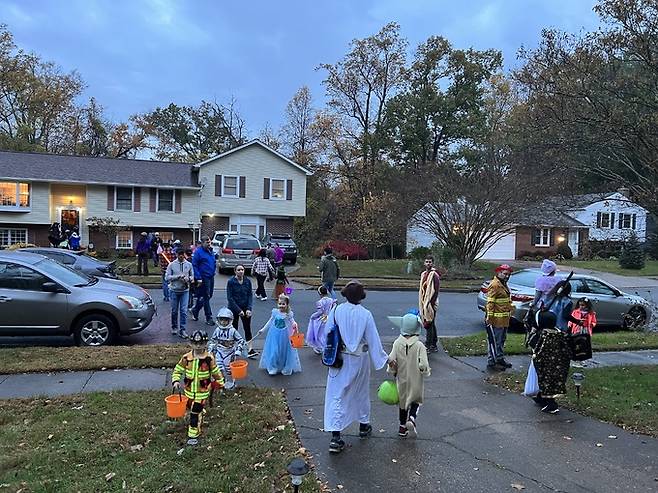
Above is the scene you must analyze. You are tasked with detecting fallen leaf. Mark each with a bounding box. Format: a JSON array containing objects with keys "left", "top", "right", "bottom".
[
  {"left": 562, "top": 436, "right": 572, "bottom": 440},
  {"left": 511, "top": 483, "right": 525, "bottom": 490},
  {"left": 379, "top": 429, "right": 386, "bottom": 433},
  {"left": 105, "top": 472, "right": 116, "bottom": 482},
  {"left": 102, "top": 411, "right": 108, "bottom": 415},
  {"left": 596, "top": 443, "right": 603, "bottom": 447},
  {"left": 176, "top": 448, "right": 185, "bottom": 456},
  {"left": 252, "top": 461, "right": 266, "bottom": 470},
  {"left": 275, "top": 425, "right": 286, "bottom": 431},
  {"left": 130, "top": 445, "right": 143, "bottom": 452},
  {"left": 337, "top": 486, "right": 344, "bottom": 490},
  {"left": 101, "top": 367, "right": 107, "bottom": 371},
  {"left": 415, "top": 471, "right": 421, "bottom": 476},
  {"left": 47, "top": 434, "right": 54, "bottom": 440},
  {"left": 72, "top": 405, "right": 84, "bottom": 410},
  {"left": 297, "top": 447, "right": 306, "bottom": 455},
  {"left": 608, "top": 435, "right": 617, "bottom": 439},
  {"left": 62, "top": 421, "right": 68, "bottom": 425},
  {"left": 473, "top": 467, "right": 479, "bottom": 471},
  {"left": 122, "top": 480, "right": 126, "bottom": 490},
  {"left": 392, "top": 459, "right": 397, "bottom": 463}
]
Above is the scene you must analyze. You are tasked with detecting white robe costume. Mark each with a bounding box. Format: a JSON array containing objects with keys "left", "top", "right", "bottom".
[{"left": 323, "top": 302, "right": 388, "bottom": 432}]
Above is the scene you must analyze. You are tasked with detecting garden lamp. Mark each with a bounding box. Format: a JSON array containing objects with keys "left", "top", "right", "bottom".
[
  {"left": 572, "top": 372, "right": 585, "bottom": 400},
  {"left": 287, "top": 457, "right": 310, "bottom": 492}
]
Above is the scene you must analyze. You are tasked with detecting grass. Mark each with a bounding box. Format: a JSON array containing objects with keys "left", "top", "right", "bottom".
[
  {"left": 0, "top": 344, "right": 188, "bottom": 374},
  {"left": 560, "top": 259, "right": 658, "bottom": 277},
  {"left": 0, "top": 388, "right": 322, "bottom": 493},
  {"left": 488, "top": 365, "right": 658, "bottom": 437},
  {"left": 440, "top": 330, "right": 658, "bottom": 357}
]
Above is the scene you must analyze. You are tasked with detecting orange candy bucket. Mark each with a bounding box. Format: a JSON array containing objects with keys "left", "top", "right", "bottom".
[
  {"left": 290, "top": 332, "right": 304, "bottom": 348},
  {"left": 230, "top": 360, "right": 248, "bottom": 380},
  {"left": 165, "top": 393, "right": 188, "bottom": 418}
]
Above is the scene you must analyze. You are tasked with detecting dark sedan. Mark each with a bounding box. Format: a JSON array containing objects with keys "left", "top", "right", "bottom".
[{"left": 18, "top": 247, "right": 117, "bottom": 279}]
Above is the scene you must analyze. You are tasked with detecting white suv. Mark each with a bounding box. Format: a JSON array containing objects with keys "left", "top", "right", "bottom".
[{"left": 211, "top": 231, "right": 237, "bottom": 256}]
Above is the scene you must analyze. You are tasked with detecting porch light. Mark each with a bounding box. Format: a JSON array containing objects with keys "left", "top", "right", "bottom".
[{"left": 557, "top": 235, "right": 566, "bottom": 243}]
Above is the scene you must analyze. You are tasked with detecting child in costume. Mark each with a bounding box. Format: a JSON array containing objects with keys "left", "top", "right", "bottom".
[
  {"left": 172, "top": 330, "right": 224, "bottom": 445},
  {"left": 208, "top": 307, "right": 246, "bottom": 390},
  {"left": 306, "top": 285, "right": 335, "bottom": 354},
  {"left": 259, "top": 294, "right": 302, "bottom": 376},
  {"left": 273, "top": 265, "right": 289, "bottom": 299},
  {"left": 568, "top": 297, "right": 597, "bottom": 335},
  {"left": 386, "top": 313, "right": 431, "bottom": 438}
]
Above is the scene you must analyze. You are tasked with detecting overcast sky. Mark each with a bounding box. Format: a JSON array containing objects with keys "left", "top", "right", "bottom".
[{"left": 4, "top": 0, "right": 600, "bottom": 135}]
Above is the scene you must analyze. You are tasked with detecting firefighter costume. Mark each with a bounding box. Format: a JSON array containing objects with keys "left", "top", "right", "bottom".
[
  {"left": 172, "top": 330, "right": 224, "bottom": 445},
  {"left": 485, "top": 264, "right": 514, "bottom": 370}
]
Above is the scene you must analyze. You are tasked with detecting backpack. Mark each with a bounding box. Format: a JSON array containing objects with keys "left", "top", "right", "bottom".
[{"left": 322, "top": 308, "right": 343, "bottom": 368}]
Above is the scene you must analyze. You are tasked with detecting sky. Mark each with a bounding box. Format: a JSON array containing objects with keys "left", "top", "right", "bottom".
[{"left": 3, "top": 0, "right": 601, "bottom": 136}]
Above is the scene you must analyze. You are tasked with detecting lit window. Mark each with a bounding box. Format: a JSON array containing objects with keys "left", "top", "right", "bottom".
[
  {"left": 223, "top": 176, "right": 238, "bottom": 197},
  {"left": 115, "top": 187, "right": 133, "bottom": 211},
  {"left": 116, "top": 231, "right": 133, "bottom": 249},
  {"left": 271, "top": 179, "right": 285, "bottom": 199},
  {"left": 0, "top": 182, "right": 30, "bottom": 209},
  {"left": 0, "top": 228, "right": 28, "bottom": 246},
  {"left": 533, "top": 228, "right": 551, "bottom": 247},
  {"left": 158, "top": 190, "right": 174, "bottom": 212}
]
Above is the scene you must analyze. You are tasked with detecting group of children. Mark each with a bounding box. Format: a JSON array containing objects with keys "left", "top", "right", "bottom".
[{"left": 171, "top": 285, "right": 433, "bottom": 445}]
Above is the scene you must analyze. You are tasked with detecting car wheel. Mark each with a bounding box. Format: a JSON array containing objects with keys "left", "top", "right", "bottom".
[
  {"left": 622, "top": 306, "right": 647, "bottom": 330},
  {"left": 290, "top": 257, "right": 297, "bottom": 265},
  {"left": 73, "top": 313, "right": 117, "bottom": 347}
]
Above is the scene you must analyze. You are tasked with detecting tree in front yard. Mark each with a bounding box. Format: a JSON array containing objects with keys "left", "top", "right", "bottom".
[{"left": 619, "top": 231, "right": 646, "bottom": 270}]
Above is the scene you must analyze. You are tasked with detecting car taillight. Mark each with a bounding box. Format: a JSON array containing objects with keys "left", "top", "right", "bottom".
[
  {"left": 511, "top": 294, "right": 534, "bottom": 302},
  {"left": 480, "top": 287, "right": 489, "bottom": 293},
  {"left": 253, "top": 249, "right": 260, "bottom": 254},
  {"left": 222, "top": 248, "right": 233, "bottom": 254}
]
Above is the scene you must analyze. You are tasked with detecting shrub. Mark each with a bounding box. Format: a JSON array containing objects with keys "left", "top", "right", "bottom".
[
  {"left": 313, "top": 240, "right": 369, "bottom": 260},
  {"left": 556, "top": 242, "right": 573, "bottom": 260},
  {"left": 581, "top": 239, "right": 623, "bottom": 260},
  {"left": 619, "top": 232, "right": 646, "bottom": 269},
  {"left": 408, "top": 246, "right": 431, "bottom": 261}
]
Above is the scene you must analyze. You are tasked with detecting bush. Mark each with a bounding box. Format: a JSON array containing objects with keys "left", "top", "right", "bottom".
[
  {"left": 409, "top": 246, "right": 431, "bottom": 262},
  {"left": 556, "top": 242, "right": 573, "bottom": 260},
  {"left": 581, "top": 239, "right": 623, "bottom": 260},
  {"left": 313, "top": 240, "right": 369, "bottom": 260},
  {"left": 619, "top": 232, "right": 646, "bottom": 269}
]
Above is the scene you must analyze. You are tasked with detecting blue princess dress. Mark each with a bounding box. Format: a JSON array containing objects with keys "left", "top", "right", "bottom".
[{"left": 259, "top": 309, "right": 302, "bottom": 376}]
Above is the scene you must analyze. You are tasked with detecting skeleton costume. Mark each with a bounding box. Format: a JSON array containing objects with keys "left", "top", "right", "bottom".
[{"left": 208, "top": 307, "right": 246, "bottom": 389}]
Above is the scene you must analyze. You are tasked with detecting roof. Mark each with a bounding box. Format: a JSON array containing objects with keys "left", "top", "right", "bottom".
[
  {"left": 195, "top": 140, "right": 313, "bottom": 176},
  {"left": 514, "top": 207, "right": 588, "bottom": 228},
  {"left": 0, "top": 151, "right": 199, "bottom": 189}
]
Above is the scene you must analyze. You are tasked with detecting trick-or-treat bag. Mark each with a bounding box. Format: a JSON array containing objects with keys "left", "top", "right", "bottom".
[
  {"left": 523, "top": 360, "right": 539, "bottom": 397},
  {"left": 377, "top": 380, "right": 399, "bottom": 405}
]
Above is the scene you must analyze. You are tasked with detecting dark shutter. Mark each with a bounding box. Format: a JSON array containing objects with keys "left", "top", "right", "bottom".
[
  {"left": 618, "top": 214, "right": 623, "bottom": 229},
  {"left": 149, "top": 188, "right": 157, "bottom": 212},
  {"left": 610, "top": 213, "right": 615, "bottom": 229},
  {"left": 239, "top": 176, "right": 246, "bottom": 198},
  {"left": 133, "top": 187, "right": 141, "bottom": 212},
  {"left": 632, "top": 214, "right": 637, "bottom": 230},
  {"left": 174, "top": 190, "right": 182, "bottom": 213},
  {"left": 263, "top": 178, "right": 270, "bottom": 199},
  {"left": 596, "top": 212, "right": 601, "bottom": 228},
  {"left": 286, "top": 179, "right": 293, "bottom": 200},
  {"left": 215, "top": 175, "right": 222, "bottom": 196},
  {"left": 107, "top": 186, "right": 115, "bottom": 211},
  {"left": 532, "top": 228, "right": 539, "bottom": 246},
  {"left": 548, "top": 229, "right": 553, "bottom": 246}
]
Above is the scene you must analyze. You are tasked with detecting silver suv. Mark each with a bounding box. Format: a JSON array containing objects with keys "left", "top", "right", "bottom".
[
  {"left": 0, "top": 251, "right": 155, "bottom": 346},
  {"left": 217, "top": 235, "right": 262, "bottom": 273}
]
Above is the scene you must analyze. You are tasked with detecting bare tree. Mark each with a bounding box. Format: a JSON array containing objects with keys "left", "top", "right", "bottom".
[{"left": 281, "top": 86, "right": 315, "bottom": 166}]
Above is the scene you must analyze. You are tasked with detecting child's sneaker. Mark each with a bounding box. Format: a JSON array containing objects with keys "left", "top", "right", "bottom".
[
  {"left": 406, "top": 416, "right": 417, "bottom": 437},
  {"left": 398, "top": 425, "right": 408, "bottom": 437},
  {"left": 224, "top": 380, "right": 235, "bottom": 390},
  {"left": 186, "top": 438, "right": 198, "bottom": 446},
  {"left": 247, "top": 348, "right": 259, "bottom": 359},
  {"left": 171, "top": 327, "right": 178, "bottom": 335},
  {"left": 178, "top": 330, "right": 189, "bottom": 339},
  {"left": 328, "top": 437, "right": 345, "bottom": 454},
  {"left": 358, "top": 423, "right": 372, "bottom": 438}
]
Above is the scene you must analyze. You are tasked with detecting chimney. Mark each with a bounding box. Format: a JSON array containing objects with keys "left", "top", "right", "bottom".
[{"left": 617, "top": 186, "right": 631, "bottom": 198}]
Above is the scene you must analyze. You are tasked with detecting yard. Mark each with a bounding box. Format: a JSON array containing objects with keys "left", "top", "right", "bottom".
[{"left": 560, "top": 259, "right": 658, "bottom": 277}]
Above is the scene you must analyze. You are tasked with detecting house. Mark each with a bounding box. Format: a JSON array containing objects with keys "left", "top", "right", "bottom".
[{"left": 0, "top": 140, "right": 310, "bottom": 250}]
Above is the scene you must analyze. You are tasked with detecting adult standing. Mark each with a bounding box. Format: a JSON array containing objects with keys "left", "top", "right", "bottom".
[
  {"left": 150, "top": 232, "right": 162, "bottom": 267},
  {"left": 418, "top": 255, "right": 440, "bottom": 352},
  {"left": 323, "top": 281, "right": 388, "bottom": 454},
  {"left": 252, "top": 249, "right": 275, "bottom": 301},
  {"left": 48, "top": 222, "right": 62, "bottom": 247},
  {"left": 191, "top": 235, "right": 216, "bottom": 326},
  {"left": 265, "top": 242, "right": 276, "bottom": 267},
  {"left": 485, "top": 264, "right": 514, "bottom": 370},
  {"left": 273, "top": 243, "right": 285, "bottom": 268},
  {"left": 318, "top": 247, "right": 340, "bottom": 299},
  {"left": 159, "top": 243, "right": 176, "bottom": 302},
  {"left": 166, "top": 248, "right": 194, "bottom": 338},
  {"left": 135, "top": 232, "right": 150, "bottom": 276},
  {"left": 226, "top": 265, "right": 258, "bottom": 358}
]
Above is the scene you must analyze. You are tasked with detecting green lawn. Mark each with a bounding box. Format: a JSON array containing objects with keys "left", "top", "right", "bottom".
[
  {"left": 488, "top": 365, "right": 658, "bottom": 437},
  {"left": 561, "top": 259, "right": 658, "bottom": 277},
  {"left": 0, "top": 388, "right": 321, "bottom": 493},
  {"left": 440, "top": 330, "right": 658, "bottom": 357}
]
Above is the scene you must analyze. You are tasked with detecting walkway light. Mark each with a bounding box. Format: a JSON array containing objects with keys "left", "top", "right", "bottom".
[
  {"left": 572, "top": 372, "right": 585, "bottom": 400},
  {"left": 287, "top": 457, "right": 310, "bottom": 492}
]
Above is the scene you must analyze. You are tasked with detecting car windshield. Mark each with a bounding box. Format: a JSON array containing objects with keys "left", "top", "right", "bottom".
[
  {"left": 227, "top": 238, "right": 260, "bottom": 250},
  {"left": 35, "top": 258, "right": 94, "bottom": 286},
  {"left": 509, "top": 271, "right": 539, "bottom": 288}
]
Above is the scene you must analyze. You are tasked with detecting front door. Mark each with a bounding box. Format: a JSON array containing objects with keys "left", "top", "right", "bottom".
[
  {"left": 568, "top": 229, "right": 579, "bottom": 258},
  {"left": 61, "top": 209, "right": 80, "bottom": 233}
]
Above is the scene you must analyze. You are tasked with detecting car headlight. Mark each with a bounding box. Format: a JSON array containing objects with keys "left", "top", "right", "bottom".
[{"left": 118, "top": 295, "right": 144, "bottom": 310}]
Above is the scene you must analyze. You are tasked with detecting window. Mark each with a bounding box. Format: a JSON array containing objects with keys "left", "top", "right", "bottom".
[
  {"left": 618, "top": 213, "right": 637, "bottom": 230},
  {"left": 116, "top": 231, "right": 133, "bottom": 249},
  {"left": 584, "top": 279, "right": 616, "bottom": 296},
  {"left": 223, "top": 176, "right": 238, "bottom": 197},
  {"left": 0, "top": 262, "right": 49, "bottom": 291},
  {"left": 225, "top": 238, "right": 260, "bottom": 250},
  {"left": 533, "top": 228, "right": 551, "bottom": 247},
  {"left": 0, "top": 182, "right": 30, "bottom": 209},
  {"left": 597, "top": 212, "right": 615, "bottom": 229},
  {"left": 239, "top": 224, "right": 258, "bottom": 236},
  {"left": 115, "top": 187, "right": 133, "bottom": 211},
  {"left": 159, "top": 232, "right": 174, "bottom": 244},
  {"left": 0, "top": 228, "right": 27, "bottom": 246},
  {"left": 158, "top": 189, "right": 174, "bottom": 212},
  {"left": 271, "top": 179, "right": 285, "bottom": 199},
  {"left": 41, "top": 251, "right": 76, "bottom": 265}
]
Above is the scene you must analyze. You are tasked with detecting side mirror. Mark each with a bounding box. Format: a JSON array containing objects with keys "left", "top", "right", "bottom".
[
  {"left": 74, "top": 265, "right": 82, "bottom": 270},
  {"left": 42, "top": 281, "right": 63, "bottom": 293}
]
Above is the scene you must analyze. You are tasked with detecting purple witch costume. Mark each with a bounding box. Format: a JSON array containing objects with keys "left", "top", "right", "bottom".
[{"left": 306, "top": 296, "right": 336, "bottom": 352}]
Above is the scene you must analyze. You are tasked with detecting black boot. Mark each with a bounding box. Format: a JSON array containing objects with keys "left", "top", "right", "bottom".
[
  {"left": 329, "top": 432, "right": 345, "bottom": 453},
  {"left": 358, "top": 423, "right": 372, "bottom": 438}
]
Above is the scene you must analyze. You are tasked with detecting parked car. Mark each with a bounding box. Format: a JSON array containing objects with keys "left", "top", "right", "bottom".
[
  {"left": 261, "top": 233, "right": 298, "bottom": 264},
  {"left": 476, "top": 269, "right": 651, "bottom": 330},
  {"left": 211, "top": 230, "right": 238, "bottom": 256},
  {"left": 18, "top": 247, "right": 117, "bottom": 279},
  {"left": 0, "top": 251, "right": 155, "bottom": 346},
  {"left": 217, "top": 235, "right": 262, "bottom": 274}
]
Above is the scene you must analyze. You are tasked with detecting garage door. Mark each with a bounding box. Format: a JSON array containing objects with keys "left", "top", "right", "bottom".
[{"left": 479, "top": 232, "right": 516, "bottom": 260}]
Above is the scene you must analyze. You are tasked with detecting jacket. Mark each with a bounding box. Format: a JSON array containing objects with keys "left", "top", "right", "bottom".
[
  {"left": 569, "top": 309, "right": 597, "bottom": 335},
  {"left": 165, "top": 259, "right": 194, "bottom": 293},
  {"left": 135, "top": 239, "right": 150, "bottom": 255},
  {"left": 319, "top": 254, "right": 340, "bottom": 282},
  {"left": 172, "top": 350, "right": 223, "bottom": 400},
  {"left": 485, "top": 276, "right": 512, "bottom": 328},
  {"left": 227, "top": 276, "right": 253, "bottom": 313},
  {"left": 192, "top": 246, "right": 216, "bottom": 279}
]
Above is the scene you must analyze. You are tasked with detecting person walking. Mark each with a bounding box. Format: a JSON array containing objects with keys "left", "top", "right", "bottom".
[
  {"left": 318, "top": 247, "right": 340, "bottom": 299},
  {"left": 273, "top": 243, "right": 285, "bottom": 268},
  {"left": 252, "top": 249, "right": 275, "bottom": 301},
  {"left": 135, "top": 232, "right": 150, "bottom": 276},
  {"left": 226, "top": 265, "right": 258, "bottom": 358},
  {"left": 485, "top": 264, "right": 514, "bottom": 370},
  {"left": 159, "top": 243, "right": 176, "bottom": 302},
  {"left": 191, "top": 236, "right": 217, "bottom": 326},
  {"left": 150, "top": 232, "right": 162, "bottom": 267},
  {"left": 166, "top": 248, "right": 195, "bottom": 338},
  {"left": 323, "top": 281, "right": 388, "bottom": 454},
  {"left": 418, "top": 255, "right": 440, "bottom": 352}
]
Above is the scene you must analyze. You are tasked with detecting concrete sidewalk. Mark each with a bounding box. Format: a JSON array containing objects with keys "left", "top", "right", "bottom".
[{"left": 1, "top": 349, "right": 658, "bottom": 492}]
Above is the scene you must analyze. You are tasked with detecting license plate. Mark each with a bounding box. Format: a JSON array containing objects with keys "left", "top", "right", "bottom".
[{"left": 238, "top": 255, "right": 248, "bottom": 259}]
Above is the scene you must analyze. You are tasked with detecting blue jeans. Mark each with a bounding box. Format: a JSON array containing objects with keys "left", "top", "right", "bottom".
[
  {"left": 171, "top": 290, "right": 189, "bottom": 331},
  {"left": 162, "top": 273, "right": 170, "bottom": 301},
  {"left": 193, "top": 275, "right": 214, "bottom": 321},
  {"left": 323, "top": 280, "right": 336, "bottom": 299}
]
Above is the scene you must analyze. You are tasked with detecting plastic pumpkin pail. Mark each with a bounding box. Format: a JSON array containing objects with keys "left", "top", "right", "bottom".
[
  {"left": 230, "top": 360, "right": 248, "bottom": 380},
  {"left": 290, "top": 332, "right": 304, "bottom": 348},
  {"left": 377, "top": 380, "right": 399, "bottom": 405},
  {"left": 165, "top": 393, "right": 188, "bottom": 418}
]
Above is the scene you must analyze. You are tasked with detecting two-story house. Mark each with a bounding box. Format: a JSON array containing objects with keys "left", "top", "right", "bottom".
[{"left": 0, "top": 140, "right": 310, "bottom": 250}]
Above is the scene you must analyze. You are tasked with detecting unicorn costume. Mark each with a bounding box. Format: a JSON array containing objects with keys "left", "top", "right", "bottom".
[{"left": 208, "top": 307, "right": 245, "bottom": 389}]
